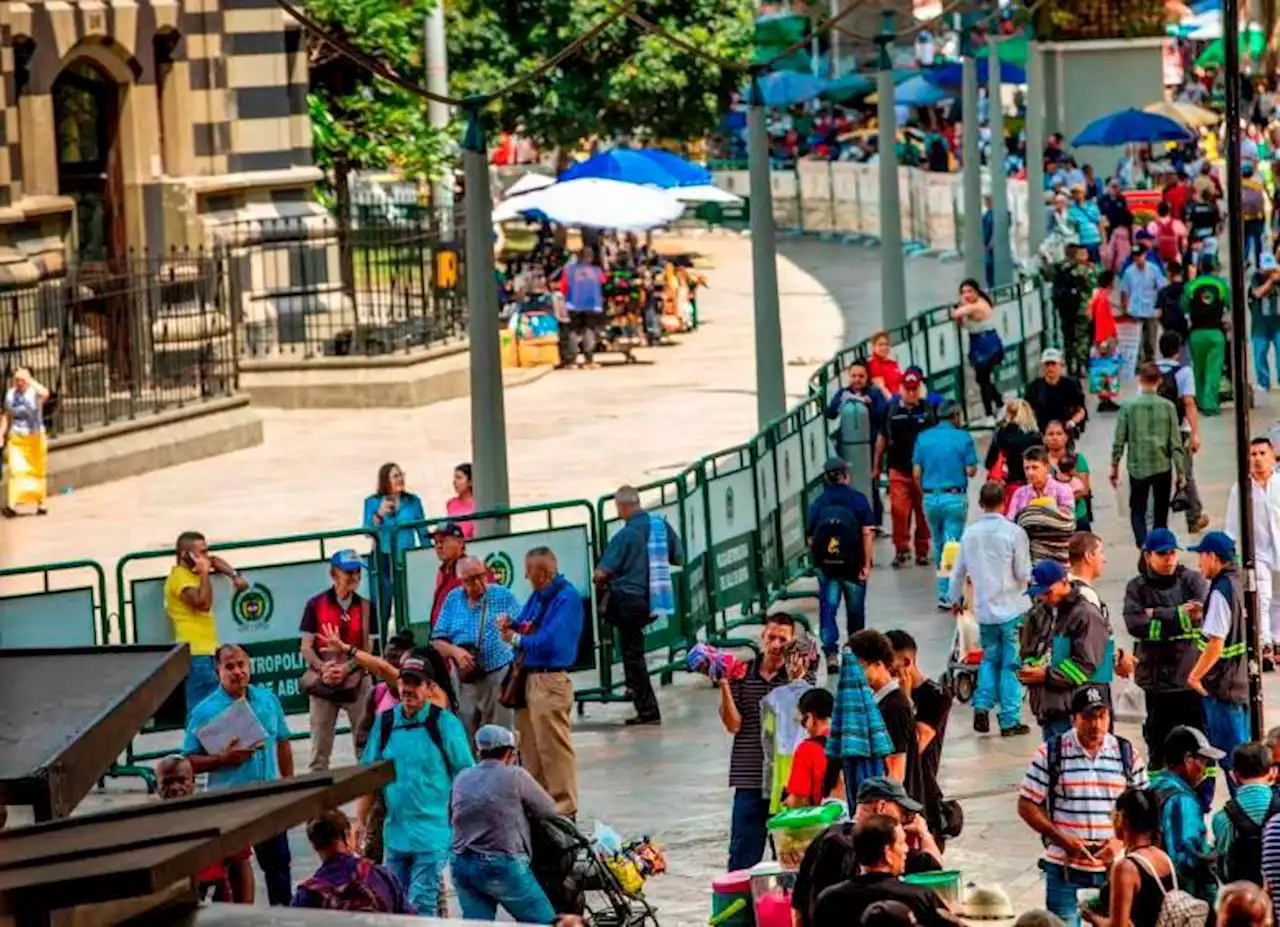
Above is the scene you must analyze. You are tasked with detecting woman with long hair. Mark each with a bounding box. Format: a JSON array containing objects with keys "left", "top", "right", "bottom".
[
  {"left": 362, "top": 463, "right": 428, "bottom": 626},
  {"left": 445, "top": 463, "right": 476, "bottom": 538},
  {"left": 985, "top": 399, "right": 1042, "bottom": 509},
  {"left": 1043, "top": 420, "right": 1093, "bottom": 530},
  {"left": 952, "top": 278, "right": 1004, "bottom": 424},
  {"left": 1082, "top": 788, "right": 1183, "bottom": 927}
]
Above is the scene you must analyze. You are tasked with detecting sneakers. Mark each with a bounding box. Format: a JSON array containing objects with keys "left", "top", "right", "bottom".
[
  {"left": 915, "top": 554, "right": 930, "bottom": 567},
  {"left": 892, "top": 552, "right": 911, "bottom": 569},
  {"left": 1188, "top": 514, "right": 1210, "bottom": 534},
  {"left": 826, "top": 655, "right": 841, "bottom": 676},
  {"left": 973, "top": 710, "right": 990, "bottom": 734},
  {"left": 624, "top": 715, "right": 661, "bottom": 726},
  {"left": 1000, "top": 723, "right": 1032, "bottom": 737},
  {"left": 936, "top": 598, "right": 951, "bottom": 611}
]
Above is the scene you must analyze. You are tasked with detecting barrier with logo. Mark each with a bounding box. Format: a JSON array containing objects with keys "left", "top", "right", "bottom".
[
  {"left": 394, "top": 501, "right": 598, "bottom": 674},
  {"left": 0, "top": 560, "right": 111, "bottom": 649},
  {"left": 116, "top": 528, "right": 385, "bottom": 758}
]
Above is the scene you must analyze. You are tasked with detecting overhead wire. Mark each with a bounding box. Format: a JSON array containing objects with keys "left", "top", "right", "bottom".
[{"left": 759, "top": 0, "right": 876, "bottom": 71}]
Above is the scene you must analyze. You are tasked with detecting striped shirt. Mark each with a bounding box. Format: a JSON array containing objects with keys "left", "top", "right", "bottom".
[
  {"left": 1262, "top": 809, "right": 1280, "bottom": 914},
  {"left": 728, "top": 659, "right": 815, "bottom": 789},
  {"left": 1018, "top": 730, "right": 1148, "bottom": 872}
]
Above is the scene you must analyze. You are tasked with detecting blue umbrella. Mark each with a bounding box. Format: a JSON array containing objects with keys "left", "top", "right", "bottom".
[
  {"left": 559, "top": 149, "right": 681, "bottom": 186},
  {"left": 632, "top": 149, "right": 712, "bottom": 187},
  {"left": 893, "top": 74, "right": 954, "bottom": 108},
  {"left": 748, "top": 70, "right": 829, "bottom": 108},
  {"left": 924, "top": 59, "right": 1027, "bottom": 87},
  {"left": 1071, "top": 108, "right": 1195, "bottom": 147}
]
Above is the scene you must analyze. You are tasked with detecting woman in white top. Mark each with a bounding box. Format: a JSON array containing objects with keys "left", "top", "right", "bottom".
[
  {"left": 952, "top": 279, "right": 1004, "bottom": 425},
  {"left": 1, "top": 367, "right": 51, "bottom": 516}
]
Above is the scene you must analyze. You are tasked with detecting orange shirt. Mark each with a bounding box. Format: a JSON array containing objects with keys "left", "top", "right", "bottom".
[{"left": 1089, "top": 289, "right": 1117, "bottom": 344}]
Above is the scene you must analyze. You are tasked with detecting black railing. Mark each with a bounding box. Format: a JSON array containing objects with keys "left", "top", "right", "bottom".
[
  {"left": 0, "top": 250, "right": 239, "bottom": 438},
  {"left": 231, "top": 208, "right": 467, "bottom": 360}
]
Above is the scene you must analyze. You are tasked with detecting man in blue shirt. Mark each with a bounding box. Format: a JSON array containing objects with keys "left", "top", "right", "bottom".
[
  {"left": 1120, "top": 244, "right": 1168, "bottom": 364},
  {"left": 433, "top": 556, "right": 521, "bottom": 742},
  {"left": 594, "top": 485, "right": 683, "bottom": 726},
  {"left": 359, "top": 650, "right": 474, "bottom": 914},
  {"left": 502, "top": 546, "right": 584, "bottom": 815},
  {"left": 913, "top": 401, "right": 978, "bottom": 608},
  {"left": 806, "top": 457, "right": 875, "bottom": 673},
  {"left": 184, "top": 643, "right": 295, "bottom": 905}
]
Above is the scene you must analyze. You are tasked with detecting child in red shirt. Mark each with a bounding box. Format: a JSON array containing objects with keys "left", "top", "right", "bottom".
[
  {"left": 785, "top": 688, "right": 843, "bottom": 807},
  {"left": 1088, "top": 270, "right": 1123, "bottom": 411},
  {"left": 866, "top": 331, "right": 903, "bottom": 397}
]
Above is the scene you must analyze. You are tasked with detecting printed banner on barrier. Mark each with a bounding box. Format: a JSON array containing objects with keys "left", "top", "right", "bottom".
[
  {"left": 132, "top": 561, "right": 372, "bottom": 714},
  {"left": 774, "top": 428, "right": 806, "bottom": 569},
  {"left": 681, "top": 479, "right": 711, "bottom": 634},
  {"left": 753, "top": 437, "right": 780, "bottom": 584},
  {"left": 402, "top": 524, "right": 594, "bottom": 645},
  {"left": 704, "top": 464, "right": 757, "bottom": 611}
]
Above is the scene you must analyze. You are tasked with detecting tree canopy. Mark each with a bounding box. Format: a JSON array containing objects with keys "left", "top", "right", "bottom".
[{"left": 446, "top": 0, "right": 754, "bottom": 149}]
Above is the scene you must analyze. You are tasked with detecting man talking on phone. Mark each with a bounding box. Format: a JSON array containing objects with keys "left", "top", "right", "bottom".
[
  {"left": 1017, "top": 685, "right": 1148, "bottom": 927},
  {"left": 165, "top": 531, "right": 249, "bottom": 715}
]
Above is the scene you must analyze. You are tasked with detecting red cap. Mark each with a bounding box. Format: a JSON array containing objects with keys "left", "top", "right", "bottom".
[{"left": 902, "top": 371, "right": 923, "bottom": 386}]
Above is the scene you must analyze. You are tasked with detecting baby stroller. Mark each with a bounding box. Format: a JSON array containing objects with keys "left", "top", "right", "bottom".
[
  {"left": 532, "top": 815, "right": 660, "bottom": 927},
  {"left": 940, "top": 595, "right": 982, "bottom": 704}
]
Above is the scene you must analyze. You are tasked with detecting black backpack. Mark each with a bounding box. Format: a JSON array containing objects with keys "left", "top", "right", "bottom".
[
  {"left": 1219, "top": 791, "right": 1280, "bottom": 885},
  {"left": 375, "top": 703, "right": 456, "bottom": 777},
  {"left": 1157, "top": 364, "right": 1187, "bottom": 425},
  {"left": 810, "top": 501, "right": 864, "bottom": 581}
]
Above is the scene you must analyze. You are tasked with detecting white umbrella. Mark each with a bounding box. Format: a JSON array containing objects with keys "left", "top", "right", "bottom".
[
  {"left": 491, "top": 178, "right": 685, "bottom": 229},
  {"left": 672, "top": 184, "right": 743, "bottom": 204},
  {"left": 504, "top": 172, "right": 555, "bottom": 197}
]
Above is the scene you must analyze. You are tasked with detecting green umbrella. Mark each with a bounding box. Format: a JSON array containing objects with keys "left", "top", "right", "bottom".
[
  {"left": 754, "top": 13, "right": 807, "bottom": 46},
  {"left": 823, "top": 73, "right": 875, "bottom": 101},
  {"left": 977, "top": 32, "right": 1029, "bottom": 67},
  {"left": 1196, "top": 25, "right": 1265, "bottom": 68}
]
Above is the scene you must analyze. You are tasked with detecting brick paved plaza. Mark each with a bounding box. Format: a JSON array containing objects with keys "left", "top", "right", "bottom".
[{"left": 6, "top": 236, "right": 1279, "bottom": 924}]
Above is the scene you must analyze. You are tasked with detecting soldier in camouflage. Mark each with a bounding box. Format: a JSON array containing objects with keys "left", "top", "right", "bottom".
[{"left": 1052, "top": 244, "right": 1097, "bottom": 379}]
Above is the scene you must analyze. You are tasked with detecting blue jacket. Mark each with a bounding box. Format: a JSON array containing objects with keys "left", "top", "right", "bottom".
[
  {"left": 363, "top": 493, "right": 429, "bottom": 555},
  {"left": 825, "top": 387, "right": 887, "bottom": 440},
  {"left": 1152, "top": 768, "right": 1213, "bottom": 900},
  {"left": 516, "top": 574, "right": 584, "bottom": 670}
]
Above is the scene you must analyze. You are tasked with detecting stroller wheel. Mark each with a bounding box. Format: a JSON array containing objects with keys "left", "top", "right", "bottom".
[{"left": 953, "top": 672, "right": 975, "bottom": 703}]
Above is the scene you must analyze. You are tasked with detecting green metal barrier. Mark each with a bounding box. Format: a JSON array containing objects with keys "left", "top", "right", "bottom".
[
  {"left": 0, "top": 560, "right": 111, "bottom": 648},
  {"left": 114, "top": 526, "right": 385, "bottom": 778}
]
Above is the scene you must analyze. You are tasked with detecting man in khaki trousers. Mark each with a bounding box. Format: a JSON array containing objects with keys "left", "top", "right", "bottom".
[{"left": 502, "top": 547, "right": 584, "bottom": 816}]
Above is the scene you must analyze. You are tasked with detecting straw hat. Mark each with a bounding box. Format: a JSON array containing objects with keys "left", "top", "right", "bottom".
[{"left": 962, "top": 884, "right": 1015, "bottom": 920}]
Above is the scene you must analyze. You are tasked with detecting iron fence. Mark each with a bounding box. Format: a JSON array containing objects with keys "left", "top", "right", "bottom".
[
  {"left": 231, "top": 208, "right": 467, "bottom": 360},
  {"left": 0, "top": 250, "right": 239, "bottom": 438}
]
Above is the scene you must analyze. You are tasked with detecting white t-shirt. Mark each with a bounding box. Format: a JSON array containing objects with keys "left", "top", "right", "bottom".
[
  {"left": 1203, "top": 587, "right": 1231, "bottom": 640},
  {"left": 1156, "top": 359, "right": 1195, "bottom": 434}
]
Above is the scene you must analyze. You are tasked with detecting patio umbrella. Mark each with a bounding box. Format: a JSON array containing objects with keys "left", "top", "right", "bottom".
[
  {"left": 748, "top": 70, "right": 829, "bottom": 107},
  {"left": 823, "top": 73, "right": 876, "bottom": 102},
  {"left": 560, "top": 149, "right": 682, "bottom": 186},
  {"left": 491, "top": 178, "right": 685, "bottom": 230},
  {"left": 671, "top": 185, "right": 743, "bottom": 205},
  {"left": 1071, "top": 108, "right": 1195, "bottom": 146},
  {"left": 925, "top": 59, "right": 1027, "bottom": 87},
  {"left": 631, "top": 149, "right": 713, "bottom": 187},
  {"left": 868, "top": 74, "right": 952, "bottom": 107},
  {"left": 504, "top": 172, "right": 555, "bottom": 197},
  {"left": 1144, "top": 100, "right": 1221, "bottom": 128}
]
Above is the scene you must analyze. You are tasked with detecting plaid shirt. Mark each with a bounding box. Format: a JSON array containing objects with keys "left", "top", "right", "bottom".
[
  {"left": 1110, "top": 389, "right": 1186, "bottom": 482},
  {"left": 826, "top": 654, "right": 894, "bottom": 760},
  {"left": 432, "top": 584, "right": 520, "bottom": 673}
]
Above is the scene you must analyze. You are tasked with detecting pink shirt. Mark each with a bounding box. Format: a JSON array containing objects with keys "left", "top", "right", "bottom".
[
  {"left": 1005, "top": 479, "right": 1076, "bottom": 520},
  {"left": 445, "top": 496, "right": 475, "bottom": 537}
]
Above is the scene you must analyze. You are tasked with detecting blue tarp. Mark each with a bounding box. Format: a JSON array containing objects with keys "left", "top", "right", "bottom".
[
  {"left": 924, "top": 60, "right": 1027, "bottom": 87},
  {"left": 1071, "top": 108, "right": 1195, "bottom": 146}
]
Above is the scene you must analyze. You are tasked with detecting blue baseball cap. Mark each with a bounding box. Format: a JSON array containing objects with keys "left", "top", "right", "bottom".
[
  {"left": 1142, "top": 528, "right": 1181, "bottom": 554},
  {"left": 1189, "top": 530, "right": 1236, "bottom": 561},
  {"left": 330, "top": 549, "right": 364, "bottom": 573},
  {"left": 1026, "top": 560, "right": 1069, "bottom": 597}
]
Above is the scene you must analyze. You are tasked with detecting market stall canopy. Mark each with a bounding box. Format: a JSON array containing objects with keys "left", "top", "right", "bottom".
[
  {"left": 560, "top": 149, "right": 684, "bottom": 186},
  {"left": 1072, "top": 107, "right": 1196, "bottom": 146},
  {"left": 1195, "top": 23, "right": 1264, "bottom": 64},
  {"left": 747, "top": 70, "right": 829, "bottom": 107},
  {"left": 0, "top": 645, "right": 189, "bottom": 821},
  {"left": 823, "top": 72, "right": 876, "bottom": 102},
  {"left": 504, "top": 172, "right": 556, "bottom": 197},
  {"left": 630, "top": 149, "right": 714, "bottom": 186},
  {"left": 869, "top": 74, "right": 954, "bottom": 107},
  {"left": 925, "top": 59, "right": 1027, "bottom": 87},
  {"left": 492, "top": 178, "right": 686, "bottom": 229},
  {"left": 1144, "top": 100, "right": 1220, "bottom": 127}
]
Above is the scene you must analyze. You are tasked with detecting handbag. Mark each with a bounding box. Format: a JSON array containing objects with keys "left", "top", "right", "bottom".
[
  {"left": 498, "top": 656, "right": 528, "bottom": 710},
  {"left": 456, "top": 594, "right": 489, "bottom": 684},
  {"left": 1170, "top": 484, "right": 1190, "bottom": 513},
  {"left": 968, "top": 329, "right": 1004, "bottom": 369}
]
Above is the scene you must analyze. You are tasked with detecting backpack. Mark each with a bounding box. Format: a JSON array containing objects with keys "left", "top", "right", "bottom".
[
  {"left": 1129, "top": 851, "right": 1211, "bottom": 927},
  {"left": 1242, "top": 183, "right": 1267, "bottom": 221},
  {"left": 809, "top": 501, "right": 864, "bottom": 581},
  {"left": 375, "top": 703, "right": 456, "bottom": 777},
  {"left": 1157, "top": 363, "right": 1188, "bottom": 425},
  {"left": 1044, "top": 732, "right": 1135, "bottom": 835},
  {"left": 1155, "top": 218, "right": 1180, "bottom": 262},
  {"left": 297, "top": 858, "right": 392, "bottom": 912},
  {"left": 1219, "top": 791, "right": 1280, "bottom": 884}
]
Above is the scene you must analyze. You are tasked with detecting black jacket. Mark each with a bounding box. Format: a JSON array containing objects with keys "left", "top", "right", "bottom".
[{"left": 1123, "top": 565, "right": 1209, "bottom": 695}]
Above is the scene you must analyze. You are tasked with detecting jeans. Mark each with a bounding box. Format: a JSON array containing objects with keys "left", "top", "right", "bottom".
[
  {"left": 186, "top": 655, "right": 220, "bottom": 718},
  {"left": 1245, "top": 219, "right": 1266, "bottom": 266},
  {"left": 841, "top": 756, "right": 887, "bottom": 817},
  {"left": 386, "top": 848, "right": 451, "bottom": 915},
  {"left": 1042, "top": 717, "right": 1072, "bottom": 743},
  {"left": 728, "top": 788, "right": 772, "bottom": 871},
  {"left": 923, "top": 492, "right": 968, "bottom": 600},
  {"left": 817, "top": 575, "right": 866, "bottom": 654},
  {"left": 1254, "top": 329, "right": 1280, "bottom": 390},
  {"left": 253, "top": 831, "right": 293, "bottom": 906},
  {"left": 1203, "top": 698, "right": 1249, "bottom": 780},
  {"left": 607, "top": 591, "right": 660, "bottom": 721},
  {"left": 888, "top": 470, "right": 929, "bottom": 558},
  {"left": 452, "top": 851, "right": 556, "bottom": 923},
  {"left": 975, "top": 619, "right": 1024, "bottom": 730},
  {"left": 1043, "top": 862, "right": 1106, "bottom": 927},
  {"left": 1128, "top": 470, "right": 1173, "bottom": 549},
  {"left": 375, "top": 552, "right": 395, "bottom": 631}
]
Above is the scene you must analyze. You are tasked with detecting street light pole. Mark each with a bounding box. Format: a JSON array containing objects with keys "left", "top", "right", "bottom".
[
  {"left": 986, "top": 32, "right": 1013, "bottom": 287},
  {"left": 747, "top": 71, "right": 786, "bottom": 428},
  {"left": 959, "top": 13, "right": 983, "bottom": 283},
  {"left": 425, "top": 0, "right": 453, "bottom": 235},
  {"left": 876, "top": 10, "right": 908, "bottom": 330},
  {"left": 461, "top": 103, "right": 511, "bottom": 526},
  {"left": 1223, "top": 0, "right": 1265, "bottom": 739}
]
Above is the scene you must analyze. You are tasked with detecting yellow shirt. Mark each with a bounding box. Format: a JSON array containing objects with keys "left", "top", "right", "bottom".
[{"left": 164, "top": 564, "right": 217, "bottom": 656}]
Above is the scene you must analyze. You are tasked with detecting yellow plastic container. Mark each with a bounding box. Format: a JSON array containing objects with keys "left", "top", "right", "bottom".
[
  {"left": 516, "top": 334, "right": 561, "bottom": 367},
  {"left": 500, "top": 329, "right": 517, "bottom": 369}
]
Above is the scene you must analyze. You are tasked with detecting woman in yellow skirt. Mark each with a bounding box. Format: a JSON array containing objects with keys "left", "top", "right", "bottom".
[{"left": 2, "top": 367, "right": 50, "bottom": 517}]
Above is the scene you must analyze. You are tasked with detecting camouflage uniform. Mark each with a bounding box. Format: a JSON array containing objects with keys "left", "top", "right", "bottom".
[{"left": 1052, "top": 260, "right": 1096, "bottom": 378}]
